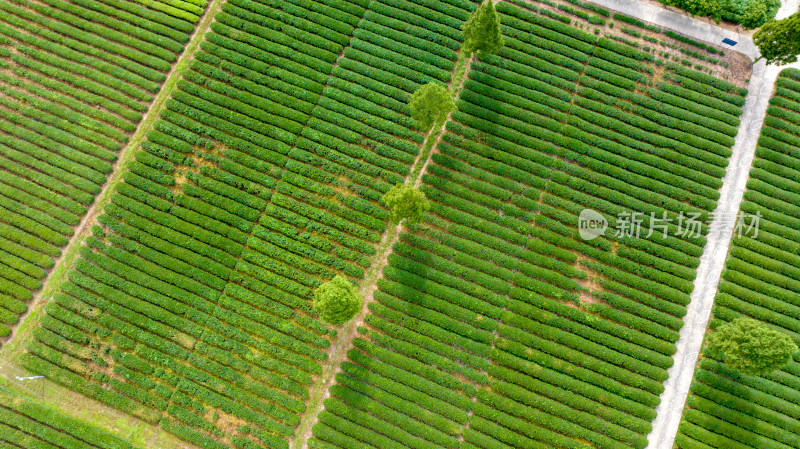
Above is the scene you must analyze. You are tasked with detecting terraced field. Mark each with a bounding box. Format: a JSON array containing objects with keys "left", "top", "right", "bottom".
[
  {"left": 0, "top": 0, "right": 759, "bottom": 448},
  {"left": 676, "top": 68, "right": 800, "bottom": 449},
  {"left": 0, "top": 0, "right": 208, "bottom": 343},
  {"left": 0, "top": 386, "right": 139, "bottom": 449}
]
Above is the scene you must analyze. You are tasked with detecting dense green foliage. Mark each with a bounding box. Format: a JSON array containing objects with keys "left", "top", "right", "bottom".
[
  {"left": 24, "top": 0, "right": 477, "bottom": 448},
  {"left": 730, "top": 0, "right": 780, "bottom": 28},
  {"left": 707, "top": 317, "right": 798, "bottom": 375},
  {"left": 662, "top": 0, "right": 779, "bottom": 28},
  {"left": 382, "top": 183, "right": 431, "bottom": 225},
  {"left": 410, "top": 82, "right": 456, "bottom": 131},
  {"left": 677, "top": 68, "right": 800, "bottom": 449},
  {"left": 0, "top": 387, "right": 140, "bottom": 449},
  {"left": 17, "top": 1, "right": 752, "bottom": 448},
  {"left": 754, "top": 12, "right": 800, "bottom": 64},
  {"left": 668, "top": 0, "right": 723, "bottom": 21},
  {"left": 314, "top": 275, "right": 362, "bottom": 325},
  {"left": 0, "top": 0, "right": 206, "bottom": 346},
  {"left": 462, "top": 0, "right": 505, "bottom": 57},
  {"left": 310, "top": 2, "right": 745, "bottom": 449}
]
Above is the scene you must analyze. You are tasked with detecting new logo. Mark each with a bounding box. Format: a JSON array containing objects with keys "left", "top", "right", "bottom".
[{"left": 578, "top": 209, "right": 607, "bottom": 241}]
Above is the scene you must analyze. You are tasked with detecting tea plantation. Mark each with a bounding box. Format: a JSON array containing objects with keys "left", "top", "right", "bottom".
[
  {"left": 676, "top": 68, "right": 800, "bottom": 449},
  {"left": 0, "top": 386, "right": 140, "bottom": 449},
  {"left": 0, "top": 0, "right": 207, "bottom": 343},
  {"left": 309, "top": 1, "right": 747, "bottom": 448},
  {"left": 0, "top": 0, "right": 764, "bottom": 448},
  {"left": 21, "top": 0, "right": 481, "bottom": 447}
]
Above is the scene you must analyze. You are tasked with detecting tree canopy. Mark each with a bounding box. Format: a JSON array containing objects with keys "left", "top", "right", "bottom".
[
  {"left": 667, "top": 0, "right": 722, "bottom": 21},
  {"left": 738, "top": 0, "right": 774, "bottom": 29},
  {"left": 707, "top": 317, "right": 798, "bottom": 375},
  {"left": 409, "top": 82, "right": 455, "bottom": 131},
  {"left": 313, "top": 275, "right": 362, "bottom": 325},
  {"left": 754, "top": 11, "right": 800, "bottom": 65},
  {"left": 462, "top": 0, "right": 504, "bottom": 57},
  {"left": 662, "top": 0, "right": 778, "bottom": 27},
  {"left": 382, "top": 183, "right": 430, "bottom": 225}
]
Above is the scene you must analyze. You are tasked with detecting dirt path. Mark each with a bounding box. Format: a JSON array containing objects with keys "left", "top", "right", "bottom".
[
  {"left": 0, "top": 0, "right": 224, "bottom": 446},
  {"left": 0, "top": 0, "right": 226, "bottom": 359},
  {"left": 289, "top": 55, "right": 475, "bottom": 449}
]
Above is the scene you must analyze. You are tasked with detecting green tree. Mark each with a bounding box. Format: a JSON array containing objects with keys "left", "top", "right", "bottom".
[
  {"left": 665, "top": 0, "right": 722, "bottom": 21},
  {"left": 313, "top": 275, "right": 362, "bottom": 325},
  {"left": 754, "top": 12, "right": 800, "bottom": 64},
  {"left": 382, "top": 183, "right": 430, "bottom": 225},
  {"left": 462, "top": 0, "right": 504, "bottom": 57},
  {"left": 729, "top": 0, "right": 779, "bottom": 29},
  {"left": 740, "top": 1, "right": 770, "bottom": 29},
  {"left": 409, "top": 82, "right": 455, "bottom": 131},
  {"left": 707, "top": 317, "right": 798, "bottom": 375}
]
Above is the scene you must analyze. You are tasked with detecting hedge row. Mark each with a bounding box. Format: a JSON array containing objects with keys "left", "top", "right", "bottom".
[
  {"left": 11, "top": 61, "right": 141, "bottom": 121},
  {"left": 1, "top": 28, "right": 156, "bottom": 100},
  {"left": 498, "top": 0, "right": 597, "bottom": 44},
  {"left": 574, "top": 95, "right": 732, "bottom": 163},
  {"left": 567, "top": 105, "right": 728, "bottom": 179},
  {"left": 582, "top": 76, "right": 738, "bottom": 137},
  {"left": 5, "top": 0, "right": 175, "bottom": 71},
  {"left": 659, "top": 81, "right": 744, "bottom": 117},
  {"left": 35, "top": 0, "right": 189, "bottom": 47},
  {"left": 647, "top": 86, "right": 741, "bottom": 127},
  {"left": 0, "top": 74, "right": 128, "bottom": 140}
]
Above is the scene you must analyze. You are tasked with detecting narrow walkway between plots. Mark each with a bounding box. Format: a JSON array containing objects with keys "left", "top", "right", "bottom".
[
  {"left": 290, "top": 54, "right": 475, "bottom": 449},
  {"left": 0, "top": 0, "right": 226, "bottom": 361}
]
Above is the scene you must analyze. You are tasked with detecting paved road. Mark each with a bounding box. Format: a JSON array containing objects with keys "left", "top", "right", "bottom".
[
  {"left": 571, "top": 1, "right": 800, "bottom": 449},
  {"left": 645, "top": 60, "right": 797, "bottom": 449},
  {"left": 777, "top": 0, "right": 800, "bottom": 19},
  {"left": 592, "top": 0, "right": 760, "bottom": 57}
]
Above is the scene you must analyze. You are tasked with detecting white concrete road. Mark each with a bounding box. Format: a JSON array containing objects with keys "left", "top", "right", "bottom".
[
  {"left": 592, "top": 0, "right": 758, "bottom": 57},
  {"left": 566, "top": 1, "right": 800, "bottom": 448},
  {"left": 645, "top": 59, "right": 798, "bottom": 449}
]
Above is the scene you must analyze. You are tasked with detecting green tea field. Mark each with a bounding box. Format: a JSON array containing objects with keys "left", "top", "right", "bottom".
[
  {"left": 0, "top": 386, "right": 140, "bottom": 449},
  {"left": 20, "top": 0, "right": 480, "bottom": 447},
  {"left": 0, "top": 0, "right": 208, "bottom": 343},
  {"left": 310, "top": 1, "right": 748, "bottom": 448},
  {"left": 676, "top": 68, "right": 800, "bottom": 449},
  {"left": 0, "top": 0, "right": 777, "bottom": 448}
]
